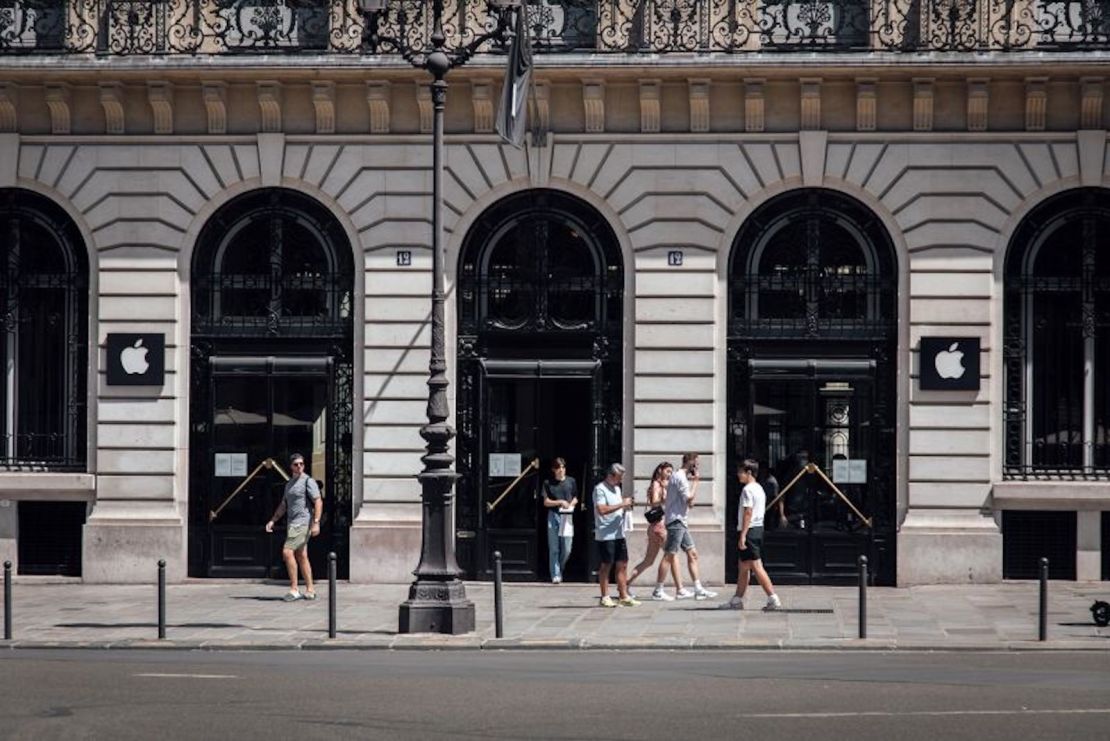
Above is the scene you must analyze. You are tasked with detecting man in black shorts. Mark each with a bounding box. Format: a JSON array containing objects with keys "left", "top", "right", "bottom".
[
  {"left": 721, "top": 458, "right": 782, "bottom": 611},
  {"left": 593, "top": 463, "right": 638, "bottom": 607}
]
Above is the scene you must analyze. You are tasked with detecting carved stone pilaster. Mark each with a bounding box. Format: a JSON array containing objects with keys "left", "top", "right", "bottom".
[
  {"left": 367, "top": 81, "right": 391, "bottom": 134},
  {"left": 744, "top": 78, "right": 764, "bottom": 133},
  {"left": 800, "top": 78, "right": 821, "bottom": 130},
  {"left": 639, "top": 79, "right": 660, "bottom": 133},
  {"left": 471, "top": 80, "right": 493, "bottom": 133},
  {"left": 913, "top": 78, "right": 934, "bottom": 132},
  {"left": 1024, "top": 77, "right": 1047, "bottom": 132},
  {"left": 529, "top": 80, "right": 550, "bottom": 145},
  {"left": 583, "top": 80, "right": 605, "bottom": 133},
  {"left": 416, "top": 83, "right": 432, "bottom": 134},
  {"left": 45, "top": 83, "right": 71, "bottom": 135},
  {"left": 311, "top": 81, "right": 335, "bottom": 134},
  {"left": 856, "top": 78, "right": 876, "bottom": 132},
  {"left": 202, "top": 82, "right": 227, "bottom": 135},
  {"left": 1081, "top": 77, "right": 1104, "bottom": 129},
  {"left": 967, "top": 78, "right": 989, "bottom": 132},
  {"left": 147, "top": 81, "right": 174, "bottom": 135},
  {"left": 689, "top": 78, "right": 710, "bottom": 133},
  {"left": 257, "top": 81, "right": 283, "bottom": 133},
  {"left": 0, "top": 84, "right": 16, "bottom": 133}
]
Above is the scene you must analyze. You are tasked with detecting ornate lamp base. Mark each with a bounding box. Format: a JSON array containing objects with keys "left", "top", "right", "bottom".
[{"left": 398, "top": 579, "right": 475, "bottom": 634}]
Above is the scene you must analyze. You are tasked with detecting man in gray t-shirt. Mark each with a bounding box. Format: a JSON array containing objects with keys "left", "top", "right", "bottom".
[{"left": 265, "top": 453, "right": 322, "bottom": 601}]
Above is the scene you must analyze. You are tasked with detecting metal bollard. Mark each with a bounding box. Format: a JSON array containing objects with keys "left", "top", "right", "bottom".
[
  {"left": 328, "top": 552, "right": 337, "bottom": 639},
  {"left": 4, "top": 560, "right": 11, "bottom": 641},
  {"left": 858, "top": 554, "right": 868, "bottom": 640},
  {"left": 493, "top": 551, "right": 504, "bottom": 639},
  {"left": 1038, "top": 557, "right": 1049, "bottom": 642},
  {"left": 157, "top": 559, "right": 166, "bottom": 640}
]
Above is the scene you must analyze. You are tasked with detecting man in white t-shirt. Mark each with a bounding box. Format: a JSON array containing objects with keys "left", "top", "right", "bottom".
[
  {"left": 652, "top": 453, "right": 717, "bottom": 601},
  {"left": 721, "top": 458, "right": 782, "bottom": 611},
  {"left": 593, "top": 463, "right": 639, "bottom": 608}
]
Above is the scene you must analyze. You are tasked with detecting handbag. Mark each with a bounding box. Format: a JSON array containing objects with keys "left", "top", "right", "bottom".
[{"left": 644, "top": 506, "right": 664, "bottom": 524}]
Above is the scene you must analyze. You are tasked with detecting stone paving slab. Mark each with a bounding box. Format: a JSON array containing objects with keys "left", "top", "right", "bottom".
[{"left": 0, "top": 580, "right": 1107, "bottom": 651}]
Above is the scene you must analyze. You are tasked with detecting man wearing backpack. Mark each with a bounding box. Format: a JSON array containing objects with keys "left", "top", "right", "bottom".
[{"left": 265, "top": 453, "right": 322, "bottom": 601}]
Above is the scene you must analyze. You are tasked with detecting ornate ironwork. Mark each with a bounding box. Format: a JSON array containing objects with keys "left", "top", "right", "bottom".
[
  {"left": 455, "top": 188, "right": 624, "bottom": 580},
  {"left": 729, "top": 189, "right": 897, "bottom": 342},
  {"left": 191, "top": 189, "right": 353, "bottom": 340},
  {"left": 1003, "top": 188, "right": 1110, "bottom": 480},
  {"left": 726, "top": 188, "right": 898, "bottom": 585},
  {"left": 188, "top": 187, "right": 355, "bottom": 575},
  {"left": 4, "top": 0, "right": 1110, "bottom": 54},
  {"left": 0, "top": 188, "right": 88, "bottom": 471}
]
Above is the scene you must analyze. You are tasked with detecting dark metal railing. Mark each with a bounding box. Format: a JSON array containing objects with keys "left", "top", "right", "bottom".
[
  {"left": 730, "top": 272, "right": 896, "bottom": 340},
  {"left": 191, "top": 272, "right": 354, "bottom": 338},
  {"left": 2, "top": 0, "right": 1109, "bottom": 55}
]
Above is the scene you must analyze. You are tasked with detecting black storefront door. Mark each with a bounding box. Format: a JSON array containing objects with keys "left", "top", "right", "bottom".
[
  {"left": 478, "top": 362, "right": 595, "bottom": 582},
  {"left": 202, "top": 357, "right": 333, "bottom": 578},
  {"left": 731, "top": 359, "right": 878, "bottom": 585}
]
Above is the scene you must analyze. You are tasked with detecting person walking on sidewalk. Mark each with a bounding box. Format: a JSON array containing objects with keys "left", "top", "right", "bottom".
[
  {"left": 722, "top": 458, "right": 782, "bottom": 611},
  {"left": 594, "top": 463, "right": 638, "bottom": 608},
  {"left": 543, "top": 457, "right": 578, "bottom": 584},
  {"left": 264, "top": 453, "right": 322, "bottom": 602},
  {"left": 628, "top": 461, "right": 680, "bottom": 599},
  {"left": 654, "top": 453, "right": 717, "bottom": 601}
]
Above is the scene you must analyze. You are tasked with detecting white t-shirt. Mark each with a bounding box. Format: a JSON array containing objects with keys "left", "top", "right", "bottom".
[
  {"left": 664, "top": 469, "right": 693, "bottom": 525},
  {"left": 739, "top": 481, "right": 766, "bottom": 530}
]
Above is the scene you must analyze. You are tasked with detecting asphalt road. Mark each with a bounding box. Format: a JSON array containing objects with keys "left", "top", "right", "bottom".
[{"left": 1, "top": 650, "right": 1108, "bottom": 740}]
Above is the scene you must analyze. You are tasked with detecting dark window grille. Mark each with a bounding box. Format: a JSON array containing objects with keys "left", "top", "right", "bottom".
[
  {"left": 459, "top": 191, "right": 612, "bottom": 337},
  {"left": 17, "top": 500, "right": 86, "bottom": 576},
  {"left": 729, "top": 189, "right": 897, "bottom": 341},
  {"left": 1002, "top": 510, "right": 1076, "bottom": 580},
  {"left": 1003, "top": 188, "right": 1110, "bottom": 480},
  {"left": 191, "top": 189, "right": 353, "bottom": 340},
  {"left": 0, "top": 189, "right": 88, "bottom": 471}
]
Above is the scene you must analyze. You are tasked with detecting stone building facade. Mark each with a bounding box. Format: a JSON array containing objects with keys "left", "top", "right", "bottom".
[{"left": 0, "top": 0, "right": 1108, "bottom": 585}]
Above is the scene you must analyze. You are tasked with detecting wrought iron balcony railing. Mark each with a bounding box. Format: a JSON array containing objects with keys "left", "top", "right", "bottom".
[{"left": 1, "top": 0, "right": 1108, "bottom": 55}]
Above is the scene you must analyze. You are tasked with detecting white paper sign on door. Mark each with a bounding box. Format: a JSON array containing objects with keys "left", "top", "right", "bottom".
[
  {"left": 832, "top": 458, "right": 867, "bottom": 484},
  {"left": 229, "top": 453, "right": 248, "bottom": 477},
  {"left": 488, "top": 453, "right": 522, "bottom": 478},
  {"left": 488, "top": 453, "right": 505, "bottom": 478},
  {"left": 214, "top": 453, "right": 232, "bottom": 477}
]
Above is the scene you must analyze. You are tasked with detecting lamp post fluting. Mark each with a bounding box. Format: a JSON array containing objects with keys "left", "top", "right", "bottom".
[{"left": 358, "top": 0, "right": 518, "bottom": 634}]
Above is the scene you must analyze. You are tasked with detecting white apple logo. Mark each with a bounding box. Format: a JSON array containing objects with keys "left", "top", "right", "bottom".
[
  {"left": 120, "top": 339, "right": 150, "bottom": 375},
  {"left": 934, "top": 341, "right": 966, "bottom": 380}
]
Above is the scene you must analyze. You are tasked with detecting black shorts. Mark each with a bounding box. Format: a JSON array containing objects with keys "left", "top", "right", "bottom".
[
  {"left": 738, "top": 526, "right": 764, "bottom": 562},
  {"left": 596, "top": 538, "right": 629, "bottom": 564}
]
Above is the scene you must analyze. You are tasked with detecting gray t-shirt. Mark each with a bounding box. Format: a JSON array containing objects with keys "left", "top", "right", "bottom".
[
  {"left": 664, "top": 469, "right": 693, "bottom": 525},
  {"left": 284, "top": 473, "right": 321, "bottom": 528}
]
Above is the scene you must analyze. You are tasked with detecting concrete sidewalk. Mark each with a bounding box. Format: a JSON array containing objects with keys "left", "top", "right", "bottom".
[{"left": 1, "top": 580, "right": 1108, "bottom": 651}]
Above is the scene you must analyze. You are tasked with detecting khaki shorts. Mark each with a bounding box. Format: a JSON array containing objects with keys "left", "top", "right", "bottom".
[{"left": 284, "top": 525, "right": 310, "bottom": 551}]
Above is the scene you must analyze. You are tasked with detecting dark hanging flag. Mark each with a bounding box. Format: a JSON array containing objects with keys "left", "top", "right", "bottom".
[{"left": 495, "top": 6, "right": 532, "bottom": 149}]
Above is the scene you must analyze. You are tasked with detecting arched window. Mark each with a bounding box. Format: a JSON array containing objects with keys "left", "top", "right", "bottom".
[
  {"left": 1004, "top": 189, "right": 1110, "bottom": 478},
  {"left": 459, "top": 189, "right": 621, "bottom": 337},
  {"left": 192, "top": 189, "right": 352, "bottom": 337},
  {"left": 730, "top": 189, "right": 895, "bottom": 338},
  {"left": 0, "top": 189, "right": 88, "bottom": 469}
]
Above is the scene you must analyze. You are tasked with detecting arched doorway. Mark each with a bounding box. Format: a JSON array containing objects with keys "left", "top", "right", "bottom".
[
  {"left": 1, "top": 188, "right": 89, "bottom": 576},
  {"left": 455, "top": 189, "right": 623, "bottom": 581},
  {"left": 189, "top": 189, "right": 354, "bottom": 578},
  {"left": 727, "top": 189, "right": 898, "bottom": 585}
]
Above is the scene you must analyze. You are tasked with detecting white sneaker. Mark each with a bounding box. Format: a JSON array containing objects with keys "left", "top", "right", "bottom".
[
  {"left": 763, "top": 594, "right": 783, "bottom": 611},
  {"left": 651, "top": 587, "right": 674, "bottom": 602},
  {"left": 718, "top": 595, "right": 744, "bottom": 610},
  {"left": 552, "top": 576, "right": 562, "bottom": 584},
  {"left": 675, "top": 587, "right": 695, "bottom": 600},
  {"left": 695, "top": 587, "right": 718, "bottom": 600}
]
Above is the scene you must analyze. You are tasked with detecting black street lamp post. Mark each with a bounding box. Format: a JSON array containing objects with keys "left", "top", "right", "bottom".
[{"left": 357, "top": 0, "right": 519, "bottom": 634}]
